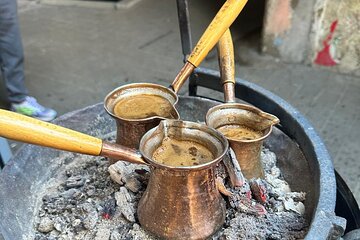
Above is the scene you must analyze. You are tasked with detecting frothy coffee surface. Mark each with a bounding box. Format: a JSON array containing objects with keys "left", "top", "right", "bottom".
[
  {"left": 113, "top": 94, "right": 174, "bottom": 119},
  {"left": 217, "top": 124, "right": 263, "bottom": 141},
  {"left": 152, "top": 137, "right": 214, "bottom": 167}
]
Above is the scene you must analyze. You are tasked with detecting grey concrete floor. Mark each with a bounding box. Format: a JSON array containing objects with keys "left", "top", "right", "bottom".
[{"left": 1, "top": 0, "right": 359, "bottom": 203}]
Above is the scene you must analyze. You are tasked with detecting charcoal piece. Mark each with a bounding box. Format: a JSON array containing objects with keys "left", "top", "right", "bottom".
[
  {"left": 282, "top": 197, "right": 305, "bottom": 215},
  {"left": 249, "top": 179, "right": 268, "bottom": 204},
  {"left": 111, "top": 225, "right": 131, "bottom": 240},
  {"left": 53, "top": 217, "right": 66, "bottom": 232},
  {"left": 65, "top": 176, "right": 85, "bottom": 189},
  {"left": 60, "top": 188, "right": 79, "bottom": 199},
  {"left": 81, "top": 202, "right": 96, "bottom": 213},
  {"left": 71, "top": 218, "right": 82, "bottom": 227},
  {"left": 125, "top": 175, "right": 142, "bottom": 193},
  {"left": 37, "top": 217, "right": 54, "bottom": 233},
  {"left": 108, "top": 162, "right": 128, "bottom": 185},
  {"left": 83, "top": 211, "right": 98, "bottom": 230},
  {"left": 42, "top": 193, "right": 59, "bottom": 203},
  {"left": 134, "top": 169, "right": 148, "bottom": 175},
  {"left": 86, "top": 187, "right": 96, "bottom": 197},
  {"left": 284, "top": 192, "right": 306, "bottom": 202},
  {"left": 115, "top": 187, "right": 135, "bottom": 223},
  {"left": 102, "top": 198, "right": 116, "bottom": 219}
]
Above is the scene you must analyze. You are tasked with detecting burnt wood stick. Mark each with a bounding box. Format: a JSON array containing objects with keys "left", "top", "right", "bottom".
[{"left": 223, "top": 148, "right": 245, "bottom": 187}]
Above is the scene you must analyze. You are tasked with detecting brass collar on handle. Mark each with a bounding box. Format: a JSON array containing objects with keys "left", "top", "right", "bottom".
[
  {"left": 170, "top": 61, "right": 195, "bottom": 93},
  {"left": 223, "top": 82, "right": 236, "bottom": 103},
  {"left": 100, "top": 141, "right": 148, "bottom": 165}
]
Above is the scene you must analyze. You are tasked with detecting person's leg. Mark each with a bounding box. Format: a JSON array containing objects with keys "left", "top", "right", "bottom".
[
  {"left": 0, "top": 0, "right": 28, "bottom": 103},
  {"left": 0, "top": 0, "right": 57, "bottom": 121}
]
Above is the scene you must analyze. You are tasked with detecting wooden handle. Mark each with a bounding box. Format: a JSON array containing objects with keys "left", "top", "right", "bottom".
[
  {"left": 217, "top": 29, "right": 235, "bottom": 85},
  {"left": 0, "top": 109, "right": 102, "bottom": 156},
  {"left": 217, "top": 29, "right": 236, "bottom": 103},
  {"left": 171, "top": 0, "right": 247, "bottom": 93},
  {"left": 187, "top": 0, "right": 248, "bottom": 67}
]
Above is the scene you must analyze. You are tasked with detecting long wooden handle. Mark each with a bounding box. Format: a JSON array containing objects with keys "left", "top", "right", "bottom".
[
  {"left": 217, "top": 29, "right": 236, "bottom": 103},
  {"left": 0, "top": 110, "right": 148, "bottom": 165},
  {"left": 217, "top": 29, "right": 235, "bottom": 85},
  {"left": 0, "top": 109, "right": 102, "bottom": 156},
  {"left": 171, "top": 0, "right": 248, "bottom": 93},
  {"left": 188, "top": 0, "right": 247, "bottom": 67}
]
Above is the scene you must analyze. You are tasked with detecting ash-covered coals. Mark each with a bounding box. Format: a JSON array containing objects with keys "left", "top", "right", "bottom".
[
  {"left": 211, "top": 148, "right": 308, "bottom": 239},
  {"left": 34, "top": 147, "right": 308, "bottom": 240},
  {"left": 34, "top": 156, "right": 151, "bottom": 240},
  {"left": 216, "top": 211, "right": 308, "bottom": 240},
  {"left": 113, "top": 94, "right": 174, "bottom": 119},
  {"left": 217, "top": 124, "right": 263, "bottom": 141},
  {"left": 152, "top": 137, "right": 214, "bottom": 167}
]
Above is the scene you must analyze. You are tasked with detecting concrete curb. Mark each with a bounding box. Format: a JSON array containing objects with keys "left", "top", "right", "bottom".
[{"left": 39, "top": 0, "right": 143, "bottom": 9}]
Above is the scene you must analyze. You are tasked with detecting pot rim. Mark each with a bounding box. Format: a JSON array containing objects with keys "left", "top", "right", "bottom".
[
  {"left": 139, "top": 119, "right": 229, "bottom": 171},
  {"left": 104, "top": 83, "right": 180, "bottom": 123},
  {"left": 205, "top": 102, "right": 279, "bottom": 143}
]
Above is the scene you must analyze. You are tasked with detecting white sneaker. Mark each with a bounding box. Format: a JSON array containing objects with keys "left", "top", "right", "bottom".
[{"left": 11, "top": 96, "right": 57, "bottom": 122}]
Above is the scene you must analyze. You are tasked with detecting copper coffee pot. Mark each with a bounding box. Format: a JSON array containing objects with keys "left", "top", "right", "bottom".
[
  {"left": 0, "top": 110, "right": 229, "bottom": 239},
  {"left": 104, "top": 83, "right": 180, "bottom": 150},
  {"left": 104, "top": 0, "right": 249, "bottom": 151},
  {"left": 206, "top": 29, "right": 280, "bottom": 179},
  {"left": 137, "top": 120, "right": 228, "bottom": 239}
]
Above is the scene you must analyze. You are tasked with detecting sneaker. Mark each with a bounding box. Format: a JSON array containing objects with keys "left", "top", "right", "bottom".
[{"left": 11, "top": 96, "right": 57, "bottom": 122}]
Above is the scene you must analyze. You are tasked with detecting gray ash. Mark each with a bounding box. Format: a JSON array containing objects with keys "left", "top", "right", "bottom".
[{"left": 34, "top": 148, "right": 308, "bottom": 240}]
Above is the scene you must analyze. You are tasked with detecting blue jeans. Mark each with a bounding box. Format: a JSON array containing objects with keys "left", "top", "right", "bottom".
[{"left": 0, "top": 0, "right": 28, "bottom": 103}]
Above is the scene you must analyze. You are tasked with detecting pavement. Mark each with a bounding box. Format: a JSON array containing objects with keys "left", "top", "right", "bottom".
[{"left": 1, "top": 0, "right": 359, "bottom": 204}]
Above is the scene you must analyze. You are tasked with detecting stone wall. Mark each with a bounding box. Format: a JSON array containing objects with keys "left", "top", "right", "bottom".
[
  {"left": 261, "top": 0, "right": 360, "bottom": 76},
  {"left": 262, "top": 0, "right": 315, "bottom": 63},
  {"left": 310, "top": 0, "right": 360, "bottom": 75}
]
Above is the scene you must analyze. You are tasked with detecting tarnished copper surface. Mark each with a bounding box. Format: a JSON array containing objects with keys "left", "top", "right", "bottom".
[
  {"left": 100, "top": 141, "right": 148, "bottom": 165},
  {"left": 104, "top": 83, "right": 180, "bottom": 164},
  {"left": 230, "top": 135, "right": 265, "bottom": 179},
  {"left": 217, "top": 30, "right": 235, "bottom": 86},
  {"left": 223, "top": 82, "right": 235, "bottom": 103},
  {"left": 208, "top": 30, "right": 280, "bottom": 179},
  {"left": 171, "top": 61, "right": 195, "bottom": 93},
  {"left": 206, "top": 103, "right": 279, "bottom": 179},
  {"left": 113, "top": 118, "right": 160, "bottom": 149},
  {"left": 137, "top": 120, "right": 228, "bottom": 239},
  {"left": 217, "top": 30, "right": 235, "bottom": 103}
]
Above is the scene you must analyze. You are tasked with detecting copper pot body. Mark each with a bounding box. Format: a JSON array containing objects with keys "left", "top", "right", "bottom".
[
  {"left": 206, "top": 103, "right": 279, "bottom": 179},
  {"left": 104, "top": 83, "right": 180, "bottom": 150},
  {"left": 137, "top": 120, "right": 228, "bottom": 239}
]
